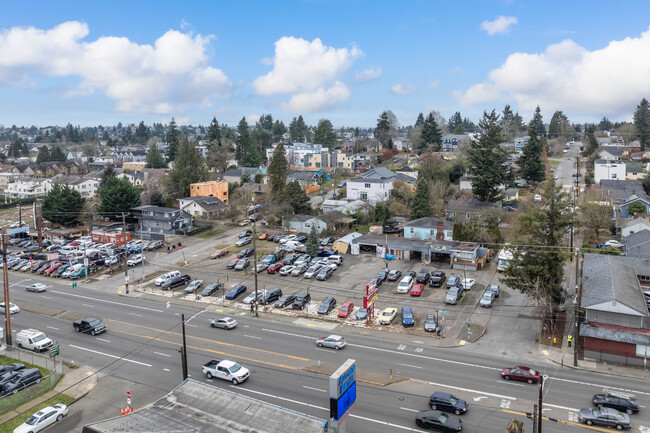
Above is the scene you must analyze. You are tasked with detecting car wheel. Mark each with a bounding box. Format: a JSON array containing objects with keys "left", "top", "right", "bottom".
[
  {"left": 206, "top": 372, "right": 213, "bottom": 379},
  {"left": 527, "top": 379, "right": 533, "bottom": 384},
  {"left": 33, "top": 347, "right": 39, "bottom": 352},
  {"left": 18, "top": 343, "right": 23, "bottom": 349},
  {"left": 335, "top": 346, "right": 340, "bottom": 350},
  {"left": 56, "top": 414, "right": 64, "bottom": 421},
  {"left": 586, "top": 420, "right": 593, "bottom": 426},
  {"left": 616, "top": 425, "right": 623, "bottom": 430},
  {"left": 232, "top": 378, "right": 239, "bottom": 385},
  {"left": 75, "top": 327, "right": 80, "bottom": 332},
  {"left": 318, "top": 342, "right": 323, "bottom": 347},
  {"left": 626, "top": 409, "right": 633, "bottom": 415},
  {"left": 430, "top": 404, "right": 437, "bottom": 410},
  {"left": 455, "top": 409, "right": 461, "bottom": 415},
  {"left": 91, "top": 330, "right": 96, "bottom": 336},
  {"left": 36, "top": 378, "right": 41, "bottom": 383}
]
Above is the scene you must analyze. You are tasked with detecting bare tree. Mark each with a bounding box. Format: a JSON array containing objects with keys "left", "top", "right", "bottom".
[{"left": 579, "top": 187, "right": 613, "bottom": 241}]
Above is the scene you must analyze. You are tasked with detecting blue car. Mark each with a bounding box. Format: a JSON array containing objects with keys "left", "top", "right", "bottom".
[
  {"left": 317, "top": 249, "right": 335, "bottom": 257},
  {"left": 225, "top": 284, "right": 247, "bottom": 300},
  {"left": 402, "top": 305, "right": 414, "bottom": 327},
  {"left": 262, "top": 254, "right": 277, "bottom": 264}
]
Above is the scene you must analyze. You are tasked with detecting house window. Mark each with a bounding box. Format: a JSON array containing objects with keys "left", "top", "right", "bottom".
[
  {"left": 612, "top": 174, "right": 617, "bottom": 179},
  {"left": 410, "top": 228, "right": 414, "bottom": 234},
  {"left": 360, "top": 192, "right": 368, "bottom": 200},
  {"left": 430, "top": 230, "right": 435, "bottom": 236},
  {"left": 364, "top": 183, "right": 371, "bottom": 188},
  {"left": 466, "top": 213, "right": 470, "bottom": 219}
]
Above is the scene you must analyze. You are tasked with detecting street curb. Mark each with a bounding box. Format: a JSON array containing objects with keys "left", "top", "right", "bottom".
[{"left": 539, "top": 345, "right": 648, "bottom": 380}]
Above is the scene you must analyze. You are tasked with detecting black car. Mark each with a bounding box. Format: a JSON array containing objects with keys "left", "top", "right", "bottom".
[
  {"left": 225, "top": 284, "right": 247, "bottom": 300},
  {"left": 370, "top": 277, "right": 383, "bottom": 288},
  {"left": 239, "top": 230, "right": 253, "bottom": 239},
  {"left": 275, "top": 293, "right": 296, "bottom": 308},
  {"left": 292, "top": 290, "right": 311, "bottom": 310},
  {"left": 429, "top": 391, "right": 468, "bottom": 415},
  {"left": 376, "top": 268, "right": 389, "bottom": 282},
  {"left": 404, "top": 270, "right": 417, "bottom": 279},
  {"left": 237, "top": 247, "right": 255, "bottom": 258},
  {"left": 201, "top": 282, "right": 221, "bottom": 297},
  {"left": 415, "top": 410, "right": 462, "bottom": 432},
  {"left": 429, "top": 271, "right": 446, "bottom": 287},
  {"left": 1, "top": 368, "right": 42, "bottom": 395},
  {"left": 0, "top": 363, "right": 24, "bottom": 375},
  {"left": 593, "top": 393, "right": 640, "bottom": 415},
  {"left": 416, "top": 268, "right": 431, "bottom": 284},
  {"left": 294, "top": 235, "right": 307, "bottom": 243},
  {"left": 283, "top": 254, "right": 298, "bottom": 265},
  {"left": 320, "top": 237, "right": 334, "bottom": 246},
  {"left": 317, "top": 297, "right": 336, "bottom": 315},
  {"left": 162, "top": 275, "right": 191, "bottom": 290},
  {"left": 259, "top": 288, "right": 282, "bottom": 305}
]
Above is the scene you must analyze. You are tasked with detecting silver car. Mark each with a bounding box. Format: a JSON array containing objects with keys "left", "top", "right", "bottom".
[
  {"left": 445, "top": 287, "right": 463, "bottom": 305},
  {"left": 304, "top": 265, "right": 323, "bottom": 279},
  {"left": 184, "top": 280, "right": 204, "bottom": 293},
  {"left": 316, "top": 335, "right": 346, "bottom": 350},
  {"left": 235, "top": 236, "right": 252, "bottom": 247},
  {"left": 291, "top": 263, "right": 309, "bottom": 276},
  {"left": 210, "top": 317, "right": 237, "bottom": 329},
  {"left": 479, "top": 291, "right": 495, "bottom": 307},
  {"left": 234, "top": 258, "right": 250, "bottom": 270},
  {"left": 242, "top": 290, "right": 266, "bottom": 304}
]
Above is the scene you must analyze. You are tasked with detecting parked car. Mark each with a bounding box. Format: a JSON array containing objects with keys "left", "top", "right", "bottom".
[
  {"left": 1, "top": 368, "right": 42, "bottom": 395},
  {"left": 0, "top": 363, "right": 24, "bottom": 375},
  {"left": 488, "top": 284, "right": 500, "bottom": 298},
  {"left": 226, "top": 258, "right": 241, "bottom": 269},
  {"left": 579, "top": 407, "right": 631, "bottom": 430},
  {"left": 338, "top": 302, "right": 354, "bottom": 318},
  {"left": 126, "top": 254, "right": 144, "bottom": 266},
  {"left": 416, "top": 268, "right": 431, "bottom": 284},
  {"left": 429, "top": 391, "right": 468, "bottom": 415},
  {"left": 184, "top": 279, "right": 204, "bottom": 293},
  {"left": 210, "top": 317, "right": 237, "bottom": 330},
  {"left": 424, "top": 314, "right": 438, "bottom": 332},
  {"left": 304, "top": 265, "right": 323, "bottom": 279},
  {"left": 234, "top": 258, "right": 250, "bottom": 270},
  {"left": 316, "top": 335, "right": 346, "bottom": 350},
  {"left": 355, "top": 307, "right": 368, "bottom": 320},
  {"left": 592, "top": 393, "right": 640, "bottom": 415},
  {"left": 429, "top": 271, "right": 446, "bottom": 287},
  {"left": 225, "top": 284, "right": 246, "bottom": 300},
  {"left": 253, "top": 263, "right": 268, "bottom": 273},
  {"left": 13, "top": 403, "right": 68, "bottom": 433},
  {"left": 316, "top": 266, "right": 334, "bottom": 281},
  {"left": 317, "top": 297, "right": 336, "bottom": 315},
  {"left": 376, "top": 268, "right": 390, "bottom": 282},
  {"left": 404, "top": 270, "right": 417, "bottom": 279},
  {"left": 501, "top": 366, "right": 539, "bottom": 384},
  {"left": 387, "top": 269, "right": 403, "bottom": 281},
  {"left": 292, "top": 290, "right": 311, "bottom": 310},
  {"left": 235, "top": 237, "right": 252, "bottom": 247},
  {"left": 242, "top": 290, "right": 266, "bottom": 305},
  {"left": 320, "top": 237, "right": 334, "bottom": 246},
  {"left": 291, "top": 263, "right": 309, "bottom": 276},
  {"left": 479, "top": 291, "right": 495, "bottom": 307},
  {"left": 283, "top": 254, "right": 298, "bottom": 265},
  {"left": 446, "top": 275, "right": 461, "bottom": 288},
  {"left": 445, "top": 287, "right": 463, "bottom": 305},
  {"left": 201, "top": 282, "right": 221, "bottom": 297},
  {"left": 237, "top": 247, "right": 255, "bottom": 258},
  {"left": 397, "top": 276, "right": 414, "bottom": 294},
  {"left": 460, "top": 278, "right": 475, "bottom": 290},
  {"left": 161, "top": 275, "right": 191, "bottom": 290},
  {"left": 415, "top": 410, "right": 462, "bottom": 432},
  {"left": 401, "top": 305, "right": 414, "bottom": 327},
  {"left": 317, "top": 249, "right": 334, "bottom": 257},
  {"left": 379, "top": 307, "right": 398, "bottom": 325},
  {"left": 147, "top": 240, "right": 164, "bottom": 250},
  {"left": 604, "top": 240, "right": 624, "bottom": 249},
  {"left": 259, "top": 288, "right": 282, "bottom": 305},
  {"left": 239, "top": 230, "right": 253, "bottom": 239},
  {"left": 274, "top": 293, "right": 296, "bottom": 308},
  {"left": 411, "top": 283, "right": 425, "bottom": 296},
  {"left": 155, "top": 271, "right": 181, "bottom": 286},
  {"left": 261, "top": 253, "right": 277, "bottom": 264},
  {"left": 267, "top": 263, "right": 284, "bottom": 274},
  {"left": 279, "top": 265, "right": 295, "bottom": 276}
]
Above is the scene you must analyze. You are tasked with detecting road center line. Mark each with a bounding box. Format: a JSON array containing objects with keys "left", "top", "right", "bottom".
[
  {"left": 46, "top": 326, "right": 59, "bottom": 331},
  {"left": 96, "top": 338, "right": 111, "bottom": 343},
  {"left": 49, "top": 290, "right": 163, "bottom": 312},
  {"left": 500, "top": 380, "right": 525, "bottom": 387},
  {"left": 302, "top": 386, "right": 326, "bottom": 393},
  {"left": 82, "top": 304, "right": 94, "bottom": 308},
  {"left": 399, "top": 363, "right": 423, "bottom": 369},
  {"left": 428, "top": 381, "right": 516, "bottom": 400},
  {"left": 68, "top": 344, "right": 152, "bottom": 367},
  {"left": 129, "top": 313, "right": 143, "bottom": 317},
  {"left": 400, "top": 407, "right": 418, "bottom": 412},
  {"left": 245, "top": 335, "right": 262, "bottom": 339},
  {"left": 154, "top": 352, "right": 171, "bottom": 357},
  {"left": 543, "top": 403, "right": 579, "bottom": 412}
]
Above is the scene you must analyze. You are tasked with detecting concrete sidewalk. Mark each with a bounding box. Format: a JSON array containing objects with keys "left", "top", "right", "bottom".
[{"left": 0, "top": 364, "right": 99, "bottom": 425}]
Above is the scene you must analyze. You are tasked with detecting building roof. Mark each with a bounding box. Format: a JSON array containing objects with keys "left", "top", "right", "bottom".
[
  {"left": 288, "top": 214, "right": 322, "bottom": 223},
  {"left": 360, "top": 166, "right": 395, "bottom": 179},
  {"left": 82, "top": 379, "right": 325, "bottom": 433},
  {"left": 404, "top": 217, "right": 454, "bottom": 231},
  {"left": 397, "top": 165, "right": 416, "bottom": 172},
  {"left": 581, "top": 253, "right": 649, "bottom": 317},
  {"left": 287, "top": 171, "right": 319, "bottom": 180},
  {"left": 622, "top": 230, "right": 650, "bottom": 258},
  {"left": 446, "top": 197, "right": 498, "bottom": 212},
  {"left": 181, "top": 196, "right": 227, "bottom": 212},
  {"left": 622, "top": 216, "right": 650, "bottom": 232},
  {"left": 599, "top": 146, "right": 628, "bottom": 156},
  {"left": 132, "top": 205, "right": 182, "bottom": 213},
  {"left": 348, "top": 177, "right": 393, "bottom": 184},
  {"left": 598, "top": 180, "right": 647, "bottom": 203},
  {"left": 625, "top": 161, "right": 644, "bottom": 173},
  {"left": 335, "top": 232, "right": 363, "bottom": 244}
]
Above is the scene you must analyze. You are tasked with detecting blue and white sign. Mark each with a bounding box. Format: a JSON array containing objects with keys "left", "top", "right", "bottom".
[{"left": 329, "top": 359, "right": 356, "bottom": 423}]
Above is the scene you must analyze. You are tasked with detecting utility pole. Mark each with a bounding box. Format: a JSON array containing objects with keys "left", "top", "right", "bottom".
[
  {"left": 537, "top": 374, "right": 544, "bottom": 433},
  {"left": 181, "top": 313, "right": 188, "bottom": 380},
  {"left": 122, "top": 213, "right": 129, "bottom": 294},
  {"left": 36, "top": 201, "right": 43, "bottom": 249},
  {"left": 17, "top": 202, "right": 21, "bottom": 230},
  {"left": 251, "top": 200, "right": 259, "bottom": 318},
  {"left": 2, "top": 231, "right": 12, "bottom": 346}
]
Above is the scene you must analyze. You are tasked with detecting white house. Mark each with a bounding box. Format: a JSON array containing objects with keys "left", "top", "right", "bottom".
[
  {"left": 346, "top": 177, "right": 393, "bottom": 204},
  {"left": 5, "top": 177, "right": 52, "bottom": 198},
  {"left": 52, "top": 175, "right": 101, "bottom": 198},
  {"left": 594, "top": 159, "right": 626, "bottom": 184},
  {"left": 622, "top": 217, "right": 650, "bottom": 238}
]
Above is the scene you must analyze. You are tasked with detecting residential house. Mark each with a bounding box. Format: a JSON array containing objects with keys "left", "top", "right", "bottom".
[
  {"left": 266, "top": 143, "right": 325, "bottom": 168},
  {"left": 403, "top": 217, "right": 454, "bottom": 241},
  {"left": 594, "top": 159, "right": 626, "bottom": 183},
  {"left": 131, "top": 205, "right": 193, "bottom": 235},
  {"left": 442, "top": 134, "right": 469, "bottom": 151},
  {"left": 395, "top": 166, "right": 418, "bottom": 180},
  {"left": 580, "top": 254, "right": 650, "bottom": 366},
  {"left": 514, "top": 136, "right": 530, "bottom": 153},
  {"left": 625, "top": 161, "right": 645, "bottom": 181},
  {"left": 123, "top": 161, "right": 146, "bottom": 171},
  {"left": 189, "top": 181, "right": 228, "bottom": 204},
  {"left": 445, "top": 198, "right": 500, "bottom": 225},
  {"left": 5, "top": 177, "right": 51, "bottom": 198},
  {"left": 360, "top": 166, "right": 416, "bottom": 185},
  {"left": 598, "top": 146, "right": 628, "bottom": 161},
  {"left": 51, "top": 174, "right": 101, "bottom": 198},
  {"left": 222, "top": 167, "right": 266, "bottom": 184},
  {"left": 305, "top": 151, "right": 330, "bottom": 169},
  {"left": 240, "top": 182, "right": 268, "bottom": 197},
  {"left": 598, "top": 180, "right": 648, "bottom": 218},
  {"left": 622, "top": 230, "right": 650, "bottom": 258},
  {"left": 282, "top": 215, "right": 328, "bottom": 234},
  {"left": 503, "top": 188, "right": 519, "bottom": 202},
  {"left": 346, "top": 177, "right": 393, "bottom": 204},
  {"left": 178, "top": 196, "right": 227, "bottom": 218},
  {"left": 116, "top": 169, "right": 144, "bottom": 187},
  {"left": 392, "top": 137, "right": 410, "bottom": 152},
  {"left": 619, "top": 194, "right": 650, "bottom": 218},
  {"left": 321, "top": 199, "right": 367, "bottom": 214},
  {"left": 331, "top": 149, "right": 354, "bottom": 171},
  {"left": 459, "top": 176, "right": 472, "bottom": 191},
  {"left": 287, "top": 171, "right": 321, "bottom": 187},
  {"left": 622, "top": 216, "right": 650, "bottom": 238}
]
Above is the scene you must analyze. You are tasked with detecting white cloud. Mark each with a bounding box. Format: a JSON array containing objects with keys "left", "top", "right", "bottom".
[
  {"left": 0, "top": 21, "right": 231, "bottom": 113},
  {"left": 481, "top": 16, "right": 518, "bottom": 36},
  {"left": 457, "top": 27, "right": 650, "bottom": 118},
  {"left": 391, "top": 83, "right": 415, "bottom": 95},
  {"left": 280, "top": 81, "right": 350, "bottom": 112},
  {"left": 253, "top": 36, "right": 361, "bottom": 111},
  {"left": 355, "top": 67, "right": 382, "bottom": 82},
  {"left": 429, "top": 80, "right": 440, "bottom": 90},
  {"left": 247, "top": 114, "right": 261, "bottom": 124}
]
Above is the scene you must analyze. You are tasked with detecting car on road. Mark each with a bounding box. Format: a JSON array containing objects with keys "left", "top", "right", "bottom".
[
  {"left": 379, "top": 307, "right": 398, "bottom": 325},
  {"left": 235, "top": 237, "right": 252, "bottom": 247},
  {"left": 592, "top": 393, "right": 640, "bottom": 415},
  {"left": 225, "top": 284, "right": 246, "bottom": 300},
  {"left": 316, "top": 266, "right": 334, "bottom": 281},
  {"left": 397, "top": 275, "right": 414, "bottom": 294},
  {"left": 429, "top": 391, "right": 468, "bottom": 415},
  {"left": 579, "top": 407, "right": 631, "bottom": 430},
  {"left": 279, "top": 265, "right": 295, "bottom": 276},
  {"left": 604, "top": 240, "right": 624, "bottom": 249},
  {"left": 201, "top": 282, "right": 221, "bottom": 297},
  {"left": 416, "top": 268, "right": 430, "bottom": 284},
  {"left": 338, "top": 302, "right": 354, "bottom": 318},
  {"left": 317, "top": 297, "right": 336, "bottom": 315},
  {"left": 387, "top": 269, "right": 402, "bottom": 281},
  {"left": 238, "top": 247, "right": 255, "bottom": 258},
  {"left": 401, "top": 305, "right": 414, "bottom": 327},
  {"left": 316, "top": 335, "right": 346, "bottom": 350},
  {"left": 253, "top": 263, "right": 268, "bottom": 273},
  {"left": 429, "top": 271, "right": 446, "bottom": 287},
  {"left": 424, "top": 314, "right": 438, "bottom": 333},
  {"left": 13, "top": 403, "right": 68, "bottom": 433},
  {"left": 210, "top": 317, "right": 237, "bottom": 330},
  {"left": 479, "top": 291, "right": 495, "bottom": 307},
  {"left": 0, "top": 302, "right": 20, "bottom": 314},
  {"left": 184, "top": 279, "right": 204, "bottom": 293},
  {"left": 415, "top": 409, "right": 462, "bottom": 432},
  {"left": 234, "top": 258, "right": 250, "bottom": 270},
  {"left": 226, "top": 258, "right": 241, "bottom": 269},
  {"left": 161, "top": 275, "right": 191, "bottom": 290},
  {"left": 275, "top": 293, "right": 296, "bottom": 308},
  {"left": 460, "top": 278, "right": 475, "bottom": 290},
  {"left": 210, "top": 249, "right": 229, "bottom": 259},
  {"left": 242, "top": 290, "right": 266, "bottom": 305},
  {"left": 304, "top": 265, "right": 323, "bottom": 279},
  {"left": 488, "top": 284, "right": 500, "bottom": 298},
  {"left": 291, "top": 263, "right": 309, "bottom": 276},
  {"left": 411, "top": 283, "right": 425, "bottom": 296},
  {"left": 501, "top": 366, "right": 539, "bottom": 384},
  {"left": 355, "top": 307, "right": 368, "bottom": 320},
  {"left": 267, "top": 263, "right": 284, "bottom": 274},
  {"left": 445, "top": 287, "right": 463, "bottom": 305}
]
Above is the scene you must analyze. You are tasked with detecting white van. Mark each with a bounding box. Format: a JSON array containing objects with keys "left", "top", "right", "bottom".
[
  {"left": 16, "top": 329, "right": 54, "bottom": 352},
  {"left": 284, "top": 241, "right": 304, "bottom": 251},
  {"left": 59, "top": 245, "right": 79, "bottom": 255},
  {"left": 155, "top": 271, "right": 181, "bottom": 286},
  {"left": 397, "top": 276, "right": 414, "bottom": 293},
  {"left": 327, "top": 255, "right": 343, "bottom": 265}
]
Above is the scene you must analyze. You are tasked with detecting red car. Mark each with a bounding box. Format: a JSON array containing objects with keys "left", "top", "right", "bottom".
[
  {"left": 267, "top": 263, "right": 284, "bottom": 274},
  {"left": 501, "top": 366, "right": 539, "bottom": 384},
  {"left": 44, "top": 263, "right": 63, "bottom": 275},
  {"left": 338, "top": 302, "right": 354, "bottom": 318},
  {"left": 210, "top": 249, "right": 229, "bottom": 259},
  {"left": 411, "top": 283, "right": 424, "bottom": 296}
]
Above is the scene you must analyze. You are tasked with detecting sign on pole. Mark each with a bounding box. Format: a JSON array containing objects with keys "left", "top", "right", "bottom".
[
  {"left": 49, "top": 344, "right": 60, "bottom": 357},
  {"left": 329, "top": 359, "right": 356, "bottom": 432}
]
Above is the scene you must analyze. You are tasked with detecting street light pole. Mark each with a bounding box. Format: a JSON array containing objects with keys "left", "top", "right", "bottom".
[{"left": 251, "top": 199, "right": 259, "bottom": 318}]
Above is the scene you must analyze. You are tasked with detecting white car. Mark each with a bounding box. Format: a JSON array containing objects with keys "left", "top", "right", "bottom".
[
  {"left": 242, "top": 290, "right": 266, "bottom": 304},
  {"left": 127, "top": 254, "right": 144, "bottom": 266},
  {"left": 279, "top": 265, "right": 295, "bottom": 276},
  {"left": 13, "top": 403, "right": 68, "bottom": 433},
  {"left": 9, "top": 221, "right": 26, "bottom": 228},
  {"left": 397, "top": 276, "right": 414, "bottom": 294},
  {"left": 460, "top": 278, "right": 476, "bottom": 290},
  {"left": 253, "top": 263, "right": 268, "bottom": 273},
  {"left": 280, "top": 235, "right": 297, "bottom": 245},
  {"left": 211, "top": 317, "right": 237, "bottom": 329},
  {"left": 105, "top": 255, "right": 119, "bottom": 265},
  {"left": 604, "top": 240, "right": 624, "bottom": 248},
  {"left": 0, "top": 302, "right": 20, "bottom": 314}
]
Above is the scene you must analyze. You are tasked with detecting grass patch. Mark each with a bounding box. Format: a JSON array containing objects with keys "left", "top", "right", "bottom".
[
  {"left": 550, "top": 160, "right": 559, "bottom": 167},
  {"left": 353, "top": 225, "right": 370, "bottom": 234},
  {"left": 175, "top": 261, "right": 186, "bottom": 267},
  {"left": 197, "top": 229, "right": 224, "bottom": 239},
  {"left": 0, "top": 393, "right": 75, "bottom": 433}
]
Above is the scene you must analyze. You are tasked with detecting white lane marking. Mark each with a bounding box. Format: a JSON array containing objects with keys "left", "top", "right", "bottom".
[
  {"left": 235, "top": 387, "right": 424, "bottom": 431},
  {"left": 186, "top": 324, "right": 198, "bottom": 328},
  {"left": 315, "top": 348, "right": 336, "bottom": 353},
  {"left": 9, "top": 279, "right": 31, "bottom": 288},
  {"left": 82, "top": 304, "right": 94, "bottom": 308},
  {"left": 543, "top": 403, "right": 579, "bottom": 412},
  {"left": 69, "top": 344, "right": 152, "bottom": 367},
  {"left": 129, "top": 313, "right": 142, "bottom": 317},
  {"left": 154, "top": 352, "right": 171, "bottom": 357},
  {"left": 46, "top": 326, "right": 59, "bottom": 331},
  {"left": 400, "top": 407, "right": 418, "bottom": 412},
  {"left": 554, "top": 378, "right": 650, "bottom": 397},
  {"left": 262, "top": 328, "right": 313, "bottom": 340},
  {"left": 96, "top": 338, "right": 111, "bottom": 343},
  {"left": 399, "top": 363, "right": 423, "bottom": 369},
  {"left": 185, "top": 309, "right": 204, "bottom": 324},
  {"left": 164, "top": 368, "right": 170, "bottom": 372},
  {"left": 303, "top": 386, "right": 326, "bottom": 393},
  {"left": 245, "top": 335, "right": 262, "bottom": 340},
  {"left": 49, "top": 289, "right": 163, "bottom": 312},
  {"left": 500, "top": 380, "right": 525, "bottom": 387},
  {"left": 40, "top": 295, "right": 52, "bottom": 299},
  {"left": 428, "top": 382, "right": 515, "bottom": 400}
]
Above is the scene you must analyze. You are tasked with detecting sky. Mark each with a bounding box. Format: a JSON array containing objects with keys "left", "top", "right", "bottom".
[{"left": 1, "top": 0, "right": 650, "bottom": 129}]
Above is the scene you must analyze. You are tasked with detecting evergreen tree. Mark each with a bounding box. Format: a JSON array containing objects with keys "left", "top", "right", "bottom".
[
  {"left": 207, "top": 117, "right": 222, "bottom": 147},
  {"left": 99, "top": 176, "right": 141, "bottom": 220},
  {"left": 448, "top": 112, "right": 463, "bottom": 132},
  {"left": 42, "top": 184, "right": 85, "bottom": 226},
  {"left": 135, "top": 121, "right": 149, "bottom": 144},
  {"left": 410, "top": 178, "right": 431, "bottom": 219},
  {"left": 306, "top": 224, "right": 320, "bottom": 257},
  {"left": 462, "top": 117, "right": 477, "bottom": 133},
  {"left": 374, "top": 202, "right": 391, "bottom": 223},
  {"left": 99, "top": 165, "right": 116, "bottom": 189},
  {"left": 421, "top": 112, "right": 443, "bottom": 151},
  {"left": 289, "top": 115, "right": 308, "bottom": 142},
  {"left": 258, "top": 114, "right": 273, "bottom": 131},
  {"left": 529, "top": 106, "right": 546, "bottom": 138},
  {"left": 414, "top": 113, "right": 425, "bottom": 128},
  {"left": 166, "top": 118, "right": 180, "bottom": 162},
  {"left": 50, "top": 146, "right": 66, "bottom": 162},
  {"left": 268, "top": 142, "right": 288, "bottom": 201},
  {"left": 36, "top": 146, "right": 50, "bottom": 163},
  {"left": 598, "top": 116, "right": 613, "bottom": 132},
  {"left": 236, "top": 117, "right": 250, "bottom": 164},
  {"left": 512, "top": 112, "right": 525, "bottom": 136},
  {"left": 374, "top": 111, "right": 391, "bottom": 148},
  {"left": 21, "top": 142, "right": 29, "bottom": 156},
  {"left": 271, "top": 120, "right": 287, "bottom": 143},
  {"left": 145, "top": 143, "right": 167, "bottom": 169},
  {"left": 583, "top": 126, "right": 600, "bottom": 158},
  {"left": 167, "top": 136, "right": 209, "bottom": 198},
  {"left": 467, "top": 110, "right": 509, "bottom": 202},
  {"left": 501, "top": 105, "right": 515, "bottom": 140},
  {"left": 314, "top": 119, "right": 337, "bottom": 147},
  {"left": 634, "top": 97, "right": 650, "bottom": 150},
  {"left": 548, "top": 110, "right": 571, "bottom": 139},
  {"left": 282, "top": 180, "right": 311, "bottom": 215},
  {"left": 242, "top": 146, "right": 261, "bottom": 167},
  {"left": 519, "top": 124, "right": 546, "bottom": 182}
]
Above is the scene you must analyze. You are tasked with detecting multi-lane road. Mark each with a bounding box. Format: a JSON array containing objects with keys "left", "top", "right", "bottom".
[{"left": 5, "top": 271, "right": 650, "bottom": 433}]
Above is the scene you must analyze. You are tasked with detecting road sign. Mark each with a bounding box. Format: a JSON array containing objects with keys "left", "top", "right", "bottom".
[
  {"left": 127, "top": 391, "right": 131, "bottom": 398},
  {"left": 50, "top": 344, "right": 60, "bottom": 357},
  {"left": 84, "top": 258, "right": 89, "bottom": 267},
  {"left": 439, "top": 310, "right": 447, "bottom": 314},
  {"left": 125, "top": 275, "right": 129, "bottom": 282}
]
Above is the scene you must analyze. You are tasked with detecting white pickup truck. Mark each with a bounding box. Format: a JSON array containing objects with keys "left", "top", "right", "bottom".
[{"left": 201, "top": 359, "right": 250, "bottom": 384}]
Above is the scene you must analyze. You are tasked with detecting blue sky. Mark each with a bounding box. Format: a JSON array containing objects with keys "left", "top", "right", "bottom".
[{"left": 1, "top": 0, "right": 650, "bottom": 129}]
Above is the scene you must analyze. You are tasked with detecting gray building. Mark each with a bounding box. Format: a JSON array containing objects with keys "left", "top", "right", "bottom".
[
  {"left": 283, "top": 215, "right": 327, "bottom": 234},
  {"left": 131, "top": 205, "right": 193, "bottom": 235}
]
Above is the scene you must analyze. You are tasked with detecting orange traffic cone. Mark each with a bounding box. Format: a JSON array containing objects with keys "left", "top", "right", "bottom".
[{"left": 121, "top": 408, "right": 125, "bottom": 415}]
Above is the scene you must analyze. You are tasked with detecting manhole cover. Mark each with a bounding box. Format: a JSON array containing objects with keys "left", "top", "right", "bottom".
[{"left": 397, "top": 396, "right": 405, "bottom": 401}]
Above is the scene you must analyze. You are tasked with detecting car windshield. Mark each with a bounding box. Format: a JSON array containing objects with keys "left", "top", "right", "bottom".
[
  {"left": 482, "top": 293, "right": 492, "bottom": 300},
  {"left": 449, "top": 396, "right": 458, "bottom": 404},
  {"left": 33, "top": 334, "right": 46, "bottom": 342},
  {"left": 88, "top": 319, "right": 101, "bottom": 326},
  {"left": 230, "top": 363, "right": 242, "bottom": 373},
  {"left": 382, "top": 311, "right": 392, "bottom": 316},
  {"left": 340, "top": 305, "right": 348, "bottom": 311},
  {"left": 25, "top": 415, "right": 40, "bottom": 425},
  {"left": 403, "top": 313, "right": 413, "bottom": 319},
  {"left": 358, "top": 308, "right": 367, "bottom": 313},
  {"left": 438, "top": 413, "right": 448, "bottom": 423}
]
